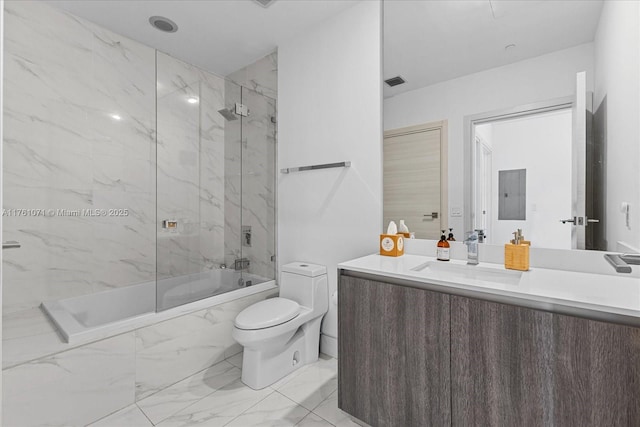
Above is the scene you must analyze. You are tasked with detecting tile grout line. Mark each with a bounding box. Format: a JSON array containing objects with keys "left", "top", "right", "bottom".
[
  {"left": 274, "top": 390, "right": 313, "bottom": 416},
  {"left": 297, "top": 409, "right": 337, "bottom": 427},
  {"left": 273, "top": 390, "right": 333, "bottom": 426},
  {"left": 277, "top": 366, "right": 338, "bottom": 413},
  {"left": 307, "top": 389, "right": 339, "bottom": 425},
  {"left": 308, "top": 383, "right": 337, "bottom": 412},
  {"left": 137, "top": 363, "right": 241, "bottom": 425},
  {"left": 86, "top": 405, "right": 133, "bottom": 426},
  {"left": 135, "top": 402, "right": 156, "bottom": 426},
  {"left": 221, "top": 386, "right": 278, "bottom": 426},
  {"left": 136, "top": 358, "right": 235, "bottom": 403},
  {"left": 151, "top": 380, "right": 236, "bottom": 425}
]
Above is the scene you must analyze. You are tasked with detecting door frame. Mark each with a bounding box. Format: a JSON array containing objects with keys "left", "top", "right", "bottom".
[
  {"left": 463, "top": 97, "right": 573, "bottom": 235},
  {"left": 475, "top": 134, "right": 492, "bottom": 234},
  {"left": 383, "top": 120, "right": 449, "bottom": 231}
]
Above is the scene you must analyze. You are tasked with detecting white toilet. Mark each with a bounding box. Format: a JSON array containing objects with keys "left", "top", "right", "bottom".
[{"left": 232, "top": 262, "right": 328, "bottom": 389}]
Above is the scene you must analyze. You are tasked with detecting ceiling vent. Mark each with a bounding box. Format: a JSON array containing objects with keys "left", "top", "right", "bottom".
[
  {"left": 253, "top": 0, "right": 277, "bottom": 7},
  {"left": 384, "top": 76, "right": 406, "bottom": 87},
  {"left": 149, "top": 16, "right": 178, "bottom": 33}
]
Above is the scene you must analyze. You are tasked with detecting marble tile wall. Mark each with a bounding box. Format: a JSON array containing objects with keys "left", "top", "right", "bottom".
[
  {"left": 3, "top": 1, "right": 156, "bottom": 314},
  {"left": 2, "top": 3, "right": 279, "bottom": 423},
  {"left": 224, "top": 56, "right": 278, "bottom": 281},
  {"left": 2, "top": 288, "right": 277, "bottom": 426},
  {"left": 156, "top": 52, "right": 227, "bottom": 282},
  {"left": 227, "top": 51, "right": 278, "bottom": 100},
  {"left": 3, "top": 0, "right": 255, "bottom": 312},
  {"left": 3, "top": 332, "right": 136, "bottom": 426},
  {"left": 239, "top": 88, "right": 277, "bottom": 280}
]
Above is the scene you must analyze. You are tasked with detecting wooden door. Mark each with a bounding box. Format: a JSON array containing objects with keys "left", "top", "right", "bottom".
[{"left": 384, "top": 122, "right": 447, "bottom": 239}]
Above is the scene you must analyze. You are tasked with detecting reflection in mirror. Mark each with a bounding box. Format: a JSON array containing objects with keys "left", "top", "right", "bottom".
[
  {"left": 472, "top": 106, "right": 574, "bottom": 249},
  {"left": 383, "top": 0, "right": 639, "bottom": 251}
]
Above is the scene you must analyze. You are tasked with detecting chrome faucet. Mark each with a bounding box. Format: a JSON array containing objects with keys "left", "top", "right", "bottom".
[
  {"left": 464, "top": 231, "right": 479, "bottom": 265},
  {"left": 464, "top": 229, "right": 486, "bottom": 265}
]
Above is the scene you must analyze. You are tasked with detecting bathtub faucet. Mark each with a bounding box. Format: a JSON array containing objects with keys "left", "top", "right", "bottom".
[{"left": 234, "top": 258, "right": 250, "bottom": 270}]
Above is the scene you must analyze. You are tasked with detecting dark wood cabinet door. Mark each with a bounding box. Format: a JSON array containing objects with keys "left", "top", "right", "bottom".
[
  {"left": 338, "top": 275, "right": 451, "bottom": 427},
  {"left": 451, "top": 295, "right": 555, "bottom": 426},
  {"left": 451, "top": 295, "right": 640, "bottom": 427},
  {"left": 553, "top": 312, "right": 640, "bottom": 426}
]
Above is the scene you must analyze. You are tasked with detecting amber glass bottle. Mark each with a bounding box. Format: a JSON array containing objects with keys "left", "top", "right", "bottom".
[
  {"left": 437, "top": 230, "right": 450, "bottom": 261},
  {"left": 447, "top": 228, "right": 456, "bottom": 241}
]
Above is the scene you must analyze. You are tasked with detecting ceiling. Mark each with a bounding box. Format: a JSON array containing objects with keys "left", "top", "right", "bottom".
[
  {"left": 384, "top": 0, "right": 604, "bottom": 98},
  {"left": 46, "top": 0, "right": 359, "bottom": 77}
]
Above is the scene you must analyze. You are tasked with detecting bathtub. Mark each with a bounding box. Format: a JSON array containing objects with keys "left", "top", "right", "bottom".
[{"left": 41, "top": 269, "right": 276, "bottom": 344}]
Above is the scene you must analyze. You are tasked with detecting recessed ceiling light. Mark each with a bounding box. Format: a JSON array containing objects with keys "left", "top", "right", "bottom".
[
  {"left": 504, "top": 44, "right": 516, "bottom": 51},
  {"left": 110, "top": 113, "right": 122, "bottom": 121},
  {"left": 149, "top": 16, "right": 178, "bottom": 33},
  {"left": 187, "top": 97, "right": 199, "bottom": 104}
]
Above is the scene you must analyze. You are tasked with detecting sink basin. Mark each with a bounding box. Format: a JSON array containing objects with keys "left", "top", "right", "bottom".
[{"left": 411, "top": 261, "right": 523, "bottom": 286}]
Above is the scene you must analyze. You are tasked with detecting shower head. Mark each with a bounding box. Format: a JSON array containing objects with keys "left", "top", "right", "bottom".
[{"left": 218, "top": 108, "right": 238, "bottom": 121}]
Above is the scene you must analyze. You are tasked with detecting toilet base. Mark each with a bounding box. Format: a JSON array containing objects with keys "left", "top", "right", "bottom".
[
  {"left": 240, "top": 317, "right": 323, "bottom": 390},
  {"left": 241, "top": 328, "right": 306, "bottom": 389}
]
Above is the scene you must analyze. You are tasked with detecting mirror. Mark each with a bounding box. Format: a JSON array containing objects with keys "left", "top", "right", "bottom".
[{"left": 383, "top": 0, "right": 639, "bottom": 252}]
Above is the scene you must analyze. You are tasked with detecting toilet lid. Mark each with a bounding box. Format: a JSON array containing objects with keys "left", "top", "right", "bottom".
[{"left": 234, "top": 298, "right": 300, "bottom": 330}]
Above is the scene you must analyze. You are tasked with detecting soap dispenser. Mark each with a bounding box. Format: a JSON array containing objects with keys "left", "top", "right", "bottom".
[
  {"left": 398, "top": 220, "right": 410, "bottom": 238},
  {"left": 437, "top": 230, "right": 450, "bottom": 261},
  {"left": 447, "top": 228, "right": 456, "bottom": 241}
]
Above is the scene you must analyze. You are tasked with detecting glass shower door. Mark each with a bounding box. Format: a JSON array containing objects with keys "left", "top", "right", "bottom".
[
  {"left": 155, "top": 56, "right": 275, "bottom": 310},
  {"left": 156, "top": 52, "right": 242, "bottom": 310},
  {"left": 239, "top": 87, "right": 277, "bottom": 285}
]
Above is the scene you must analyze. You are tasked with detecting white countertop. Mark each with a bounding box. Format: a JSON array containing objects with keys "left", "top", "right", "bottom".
[{"left": 338, "top": 254, "right": 640, "bottom": 324}]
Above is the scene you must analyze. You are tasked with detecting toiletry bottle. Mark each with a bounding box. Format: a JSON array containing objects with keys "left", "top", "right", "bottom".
[
  {"left": 437, "top": 230, "right": 450, "bottom": 261},
  {"left": 447, "top": 228, "right": 456, "bottom": 241},
  {"left": 398, "top": 220, "right": 410, "bottom": 238}
]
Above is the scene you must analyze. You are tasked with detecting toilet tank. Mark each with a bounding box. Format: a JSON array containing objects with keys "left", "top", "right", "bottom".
[{"left": 280, "top": 262, "right": 328, "bottom": 311}]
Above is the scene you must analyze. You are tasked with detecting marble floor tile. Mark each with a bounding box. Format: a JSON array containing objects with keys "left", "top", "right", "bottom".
[
  {"left": 3, "top": 333, "right": 136, "bottom": 427},
  {"left": 2, "top": 307, "right": 68, "bottom": 369},
  {"left": 312, "top": 390, "right": 362, "bottom": 427},
  {"left": 156, "top": 379, "right": 273, "bottom": 427},
  {"left": 269, "top": 354, "right": 324, "bottom": 390},
  {"left": 136, "top": 360, "right": 240, "bottom": 425},
  {"left": 226, "top": 351, "right": 243, "bottom": 368},
  {"left": 225, "top": 391, "right": 309, "bottom": 427},
  {"left": 296, "top": 412, "right": 335, "bottom": 427},
  {"left": 276, "top": 356, "right": 338, "bottom": 411},
  {"left": 88, "top": 404, "right": 153, "bottom": 427}
]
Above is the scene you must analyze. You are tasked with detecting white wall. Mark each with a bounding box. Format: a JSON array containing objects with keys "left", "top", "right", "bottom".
[
  {"left": 384, "top": 43, "right": 594, "bottom": 236},
  {"left": 278, "top": 0, "right": 382, "bottom": 353},
  {"left": 482, "top": 110, "right": 572, "bottom": 249},
  {"left": 594, "top": 0, "right": 640, "bottom": 251}
]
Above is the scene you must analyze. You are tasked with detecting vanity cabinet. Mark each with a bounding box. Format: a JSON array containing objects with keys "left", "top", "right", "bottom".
[
  {"left": 338, "top": 272, "right": 640, "bottom": 427},
  {"left": 338, "top": 275, "right": 451, "bottom": 427},
  {"left": 451, "top": 295, "right": 640, "bottom": 427}
]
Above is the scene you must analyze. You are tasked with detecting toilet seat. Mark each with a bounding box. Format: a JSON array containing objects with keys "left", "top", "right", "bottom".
[{"left": 234, "top": 298, "right": 300, "bottom": 330}]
